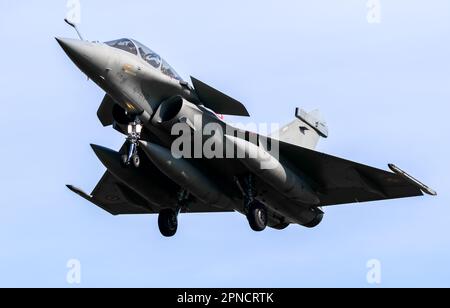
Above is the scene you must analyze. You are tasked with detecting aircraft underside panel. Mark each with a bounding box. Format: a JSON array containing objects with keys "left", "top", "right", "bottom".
[
  {"left": 71, "top": 171, "right": 234, "bottom": 216},
  {"left": 90, "top": 171, "right": 154, "bottom": 215}
]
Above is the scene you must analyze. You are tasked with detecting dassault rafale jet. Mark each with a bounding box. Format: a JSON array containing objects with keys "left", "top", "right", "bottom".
[{"left": 59, "top": 20, "right": 436, "bottom": 237}]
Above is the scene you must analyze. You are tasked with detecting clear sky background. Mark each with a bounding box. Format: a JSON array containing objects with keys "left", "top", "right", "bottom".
[{"left": 0, "top": 0, "right": 448, "bottom": 287}]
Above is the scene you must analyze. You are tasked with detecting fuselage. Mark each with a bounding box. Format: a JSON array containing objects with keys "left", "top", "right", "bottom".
[{"left": 59, "top": 35, "right": 435, "bottom": 237}]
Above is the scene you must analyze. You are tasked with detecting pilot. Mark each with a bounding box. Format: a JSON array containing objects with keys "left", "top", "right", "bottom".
[{"left": 126, "top": 41, "right": 136, "bottom": 54}]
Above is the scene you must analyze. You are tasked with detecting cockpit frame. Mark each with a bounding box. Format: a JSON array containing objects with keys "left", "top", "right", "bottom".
[{"left": 105, "top": 38, "right": 183, "bottom": 82}]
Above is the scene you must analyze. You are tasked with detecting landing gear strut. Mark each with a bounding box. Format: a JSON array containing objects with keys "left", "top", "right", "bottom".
[
  {"left": 121, "top": 118, "right": 143, "bottom": 168},
  {"left": 242, "top": 175, "right": 268, "bottom": 232},
  {"left": 157, "top": 190, "right": 190, "bottom": 237}
]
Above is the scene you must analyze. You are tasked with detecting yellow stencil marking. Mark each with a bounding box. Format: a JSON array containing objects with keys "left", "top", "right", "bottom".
[
  {"left": 126, "top": 102, "right": 135, "bottom": 111},
  {"left": 122, "top": 64, "right": 137, "bottom": 76}
]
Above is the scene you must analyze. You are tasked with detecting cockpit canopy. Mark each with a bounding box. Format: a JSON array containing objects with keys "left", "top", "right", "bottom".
[{"left": 105, "top": 38, "right": 183, "bottom": 81}]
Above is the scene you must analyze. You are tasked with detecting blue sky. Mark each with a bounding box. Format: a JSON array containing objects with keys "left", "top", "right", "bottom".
[{"left": 0, "top": 0, "right": 448, "bottom": 287}]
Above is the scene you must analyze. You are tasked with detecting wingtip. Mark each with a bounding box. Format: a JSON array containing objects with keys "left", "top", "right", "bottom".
[
  {"left": 388, "top": 164, "right": 437, "bottom": 196},
  {"left": 66, "top": 184, "right": 80, "bottom": 193},
  {"left": 90, "top": 143, "right": 101, "bottom": 152},
  {"left": 66, "top": 184, "right": 92, "bottom": 199}
]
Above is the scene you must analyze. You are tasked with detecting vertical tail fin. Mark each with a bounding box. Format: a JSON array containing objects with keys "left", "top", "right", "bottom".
[{"left": 271, "top": 108, "right": 328, "bottom": 150}]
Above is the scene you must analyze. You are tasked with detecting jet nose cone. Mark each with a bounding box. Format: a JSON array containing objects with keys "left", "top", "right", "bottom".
[
  {"left": 56, "top": 37, "right": 86, "bottom": 61},
  {"left": 56, "top": 37, "right": 108, "bottom": 80}
]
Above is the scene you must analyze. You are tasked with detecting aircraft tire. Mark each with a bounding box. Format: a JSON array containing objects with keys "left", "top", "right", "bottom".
[
  {"left": 158, "top": 209, "right": 178, "bottom": 237},
  {"left": 132, "top": 154, "right": 140, "bottom": 168},
  {"left": 246, "top": 201, "right": 267, "bottom": 232}
]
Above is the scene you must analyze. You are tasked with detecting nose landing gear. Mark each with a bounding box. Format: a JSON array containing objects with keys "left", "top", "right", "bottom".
[{"left": 121, "top": 119, "right": 143, "bottom": 168}]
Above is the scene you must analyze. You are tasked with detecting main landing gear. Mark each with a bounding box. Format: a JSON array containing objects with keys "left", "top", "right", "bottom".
[
  {"left": 158, "top": 190, "right": 190, "bottom": 237},
  {"left": 158, "top": 209, "right": 178, "bottom": 237},
  {"left": 246, "top": 200, "right": 268, "bottom": 232},
  {"left": 121, "top": 118, "right": 143, "bottom": 168},
  {"left": 242, "top": 175, "right": 268, "bottom": 232}
]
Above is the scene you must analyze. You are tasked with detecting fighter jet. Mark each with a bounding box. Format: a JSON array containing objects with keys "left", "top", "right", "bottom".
[{"left": 58, "top": 23, "right": 436, "bottom": 237}]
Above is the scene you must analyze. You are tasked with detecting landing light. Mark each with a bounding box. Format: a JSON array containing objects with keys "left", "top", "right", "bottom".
[
  {"left": 127, "top": 123, "right": 143, "bottom": 134},
  {"left": 136, "top": 124, "right": 143, "bottom": 134}
]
